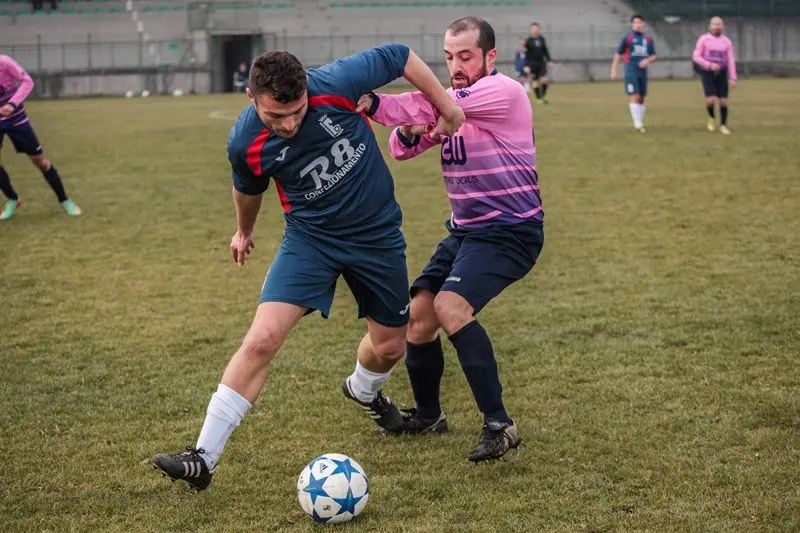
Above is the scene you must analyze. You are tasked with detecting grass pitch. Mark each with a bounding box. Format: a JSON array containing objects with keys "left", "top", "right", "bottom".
[{"left": 1, "top": 78, "right": 799, "bottom": 532}]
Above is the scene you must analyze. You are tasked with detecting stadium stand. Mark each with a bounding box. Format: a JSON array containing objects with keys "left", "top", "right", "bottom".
[
  {"left": 627, "top": 0, "right": 800, "bottom": 18},
  {"left": 1, "top": 0, "right": 798, "bottom": 95}
]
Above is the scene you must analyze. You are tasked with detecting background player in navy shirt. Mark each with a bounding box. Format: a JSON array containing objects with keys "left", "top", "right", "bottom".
[
  {"left": 153, "top": 45, "right": 465, "bottom": 491},
  {"left": 610, "top": 15, "right": 656, "bottom": 133}
]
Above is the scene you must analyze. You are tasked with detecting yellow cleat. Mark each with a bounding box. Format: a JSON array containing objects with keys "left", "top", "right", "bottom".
[
  {"left": 720, "top": 125, "right": 731, "bottom": 135},
  {"left": 707, "top": 118, "right": 716, "bottom": 132},
  {"left": 535, "top": 98, "right": 544, "bottom": 105},
  {"left": 638, "top": 126, "right": 647, "bottom": 134}
]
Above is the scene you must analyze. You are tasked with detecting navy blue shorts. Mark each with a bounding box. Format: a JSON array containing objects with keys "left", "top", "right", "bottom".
[
  {"left": 260, "top": 228, "right": 410, "bottom": 328},
  {"left": 411, "top": 220, "right": 544, "bottom": 314},
  {"left": 0, "top": 122, "right": 43, "bottom": 155},
  {"left": 700, "top": 69, "right": 729, "bottom": 98},
  {"left": 624, "top": 71, "right": 648, "bottom": 97}
]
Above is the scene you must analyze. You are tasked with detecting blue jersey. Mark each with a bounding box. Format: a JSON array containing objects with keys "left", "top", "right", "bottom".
[
  {"left": 227, "top": 44, "right": 410, "bottom": 241},
  {"left": 617, "top": 31, "right": 655, "bottom": 73}
]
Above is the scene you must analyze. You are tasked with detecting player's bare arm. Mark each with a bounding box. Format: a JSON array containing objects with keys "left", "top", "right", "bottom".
[
  {"left": 231, "top": 188, "right": 262, "bottom": 265},
  {"left": 639, "top": 54, "right": 657, "bottom": 69},
  {"left": 402, "top": 50, "right": 465, "bottom": 137},
  {"left": 610, "top": 53, "right": 621, "bottom": 80}
]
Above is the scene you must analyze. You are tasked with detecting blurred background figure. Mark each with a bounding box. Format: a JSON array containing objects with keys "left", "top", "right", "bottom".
[
  {"left": 233, "top": 62, "right": 248, "bottom": 93},
  {"left": 514, "top": 39, "right": 530, "bottom": 92}
]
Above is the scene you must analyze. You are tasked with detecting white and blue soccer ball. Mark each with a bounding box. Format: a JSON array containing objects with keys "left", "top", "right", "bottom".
[{"left": 296, "top": 453, "right": 369, "bottom": 524}]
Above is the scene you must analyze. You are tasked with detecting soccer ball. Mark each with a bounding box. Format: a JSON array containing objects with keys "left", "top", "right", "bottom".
[
  {"left": 124, "top": 90, "right": 134, "bottom": 99},
  {"left": 296, "top": 453, "right": 369, "bottom": 524},
  {"left": 141, "top": 90, "right": 150, "bottom": 98}
]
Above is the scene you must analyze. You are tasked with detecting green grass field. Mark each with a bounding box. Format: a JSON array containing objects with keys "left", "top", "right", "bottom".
[{"left": 1, "top": 78, "right": 799, "bottom": 532}]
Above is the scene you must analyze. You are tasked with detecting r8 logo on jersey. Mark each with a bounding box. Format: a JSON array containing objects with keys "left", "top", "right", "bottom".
[{"left": 301, "top": 138, "right": 367, "bottom": 200}]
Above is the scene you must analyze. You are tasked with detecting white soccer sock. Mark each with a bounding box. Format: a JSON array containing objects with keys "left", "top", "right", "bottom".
[
  {"left": 347, "top": 361, "right": 392, "bottom": 403},
  {"left": 629, "top": 103, "right": 643, "bottom": 129},
  {"left": 196, "top": 383, "right": 252, "bottom": 470},
  {"left": 637, "top": 104, "right": 647, "bottom": 125}
]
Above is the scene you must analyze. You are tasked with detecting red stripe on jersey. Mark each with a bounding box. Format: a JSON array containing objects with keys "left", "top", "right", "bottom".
[
  {"left": 246, "top": 128, "right": 270, "bottom": 176},
  {"left": 309, "top": 94, "right": 373, "bottom": 131},
  {"left": 273, "top": 177, "right": 290, "bottom": 213},
  {"left": 309, "top": 94, "right": 356, "bottom": 111},
  {"left": 623, "top": 32, "right": 635, "bottom": 64}
]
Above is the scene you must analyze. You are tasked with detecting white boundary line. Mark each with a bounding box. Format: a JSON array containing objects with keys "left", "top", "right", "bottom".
[{"left": 209, "top": 110, "right": 239, "bottom": 121}]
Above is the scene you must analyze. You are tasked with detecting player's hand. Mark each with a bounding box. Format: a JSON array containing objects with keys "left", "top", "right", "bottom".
[
  {"left": 610, "top": 70, "right": 617, "bottom": 81},
  {"left": 730, "top": 79, "right": 737, "bottom": 88},
  {"left": 431, "top": 104, "right": 465, "bottom": 140},
  {"left": 523, "top": 66, "right": 531, "bottom": 74},
  {"left": 711, "top": 63, "right": 721, "bottom": 72},
  {"left": 638, "top": 59, "right": 649, "bottom": 69},
  {"left": 0, "top": 104, "right": 14, "bottom": 117},
  {"left": 355, "top": 94, "right": 374, "bottom": 114},
  {"left": 547, "top": 61, "right": 553, "bottom": 69},
  {"left": 400, "top": 125, "right": 433, "bottom": 137},
  {"left": 230, "top": 231, "right": 255, "bottom": 266}
]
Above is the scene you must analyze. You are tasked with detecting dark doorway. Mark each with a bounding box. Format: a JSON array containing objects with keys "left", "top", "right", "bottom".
[{"left": 223, "top": 34, "right": 254, "bottom": 93}]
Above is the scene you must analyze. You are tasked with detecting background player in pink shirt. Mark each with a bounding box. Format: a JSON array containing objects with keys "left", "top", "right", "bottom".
[
  {"left": 0, "top": 55, "right": 81, "bottom": 220},
  {"left": 358, "top": 17, "right": 543, "bottom": 462},
  {"left": 693, "top": 17, "right": 737, "bottom": 134}
]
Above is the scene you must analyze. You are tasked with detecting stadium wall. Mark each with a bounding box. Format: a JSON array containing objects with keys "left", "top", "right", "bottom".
[{"left": 6, "top": 20, "right": 800, "bottom": 98}]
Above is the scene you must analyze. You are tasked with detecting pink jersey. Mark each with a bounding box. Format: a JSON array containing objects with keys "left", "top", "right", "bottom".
[
  {"left": 0, "top": 55, "right": 34, "bottom": 126},
  {"left": 370, "top": 72, "right": 541, "bottom": 228},
  {"left": 692, "top": 33, "right": 737, "bottom": 81}
]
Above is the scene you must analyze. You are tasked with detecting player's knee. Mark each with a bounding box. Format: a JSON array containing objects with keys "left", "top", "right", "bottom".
[
  {"left": 433, "top": 292, "right": 473, "bottom": 335},
  {"left": 239, "top": 328, "right": 283, "bottom": 365},
  {"left": 720, "top": 98, "right": 728, "bottom": 105},
  {"left": 372, "top": 334, "right": 406, "bottom": 363},
  {"left": 30, "top": 155, "right": 49, "bottom": 172},
  {"left": 407, "top": 293, "right": 438, "bottom": 344}
]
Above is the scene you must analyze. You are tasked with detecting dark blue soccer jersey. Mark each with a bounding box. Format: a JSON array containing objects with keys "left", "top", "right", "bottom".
[
  {"left": 227, "top": 44, "right": 410, "bottom": 241},
  {"left": 617, "top": 31, "right": 655, "bottom": 74}
]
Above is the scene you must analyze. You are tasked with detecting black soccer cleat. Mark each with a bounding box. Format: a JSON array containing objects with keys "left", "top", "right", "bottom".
[
  {"left": 152, "top": 447, "right": 215, "bottom": 492},
  {"left": 401, "top": 408, "right": 449, "bottom": 434},
  {"left": 342, "top": 378, "right": 405, "bottom": 434},
  {"left": 468, "top": 420, "right": 521, "bottom": 462}
]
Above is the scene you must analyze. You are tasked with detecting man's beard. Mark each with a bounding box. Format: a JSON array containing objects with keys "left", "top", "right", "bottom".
[{"left": 450, "top": 58, "right": 489, "bottom": 89}]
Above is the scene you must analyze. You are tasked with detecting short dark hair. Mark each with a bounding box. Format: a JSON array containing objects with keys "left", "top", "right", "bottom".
[
  {"left": 631, "top": 14, "right": 644, "bottom": 22},
  {"left": 447, "top": 16, "right": 496, "bottom": 55},
  {"left": 249, "top": 51, "right": 307, "bottom": 103},
  {"left": 531, "top": 22, "right": 540, "bottom": 27}
]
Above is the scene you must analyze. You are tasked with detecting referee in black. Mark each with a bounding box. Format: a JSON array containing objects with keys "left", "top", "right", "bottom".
[{"left": 524, "top": 23, "right": 553, "bottom": 104}]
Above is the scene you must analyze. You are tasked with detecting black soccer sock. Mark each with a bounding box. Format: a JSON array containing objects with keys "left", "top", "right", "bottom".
[
  {"left": 405, "top": 337, "right": 445, "bottom": 419},
  {"left": 720, "top": 105, "right": 728, "bottom": 125},
  {"left": 534, "top": 85, "right": 541, "bottom": 99},
  {"left": 0, "top": 166, "right": 19, "bottom": 201},
  {"left": 541, "top": 83, "right": 549, "bottom": 97},
  {"left": 449, "top": 321, "right": 511, "bottom": 425},
  {"left": 707, "top": 103, "right": 715, "bottom": 118},
  {"left": 42, "top": 164, "right": 68, "bottom": 203}
]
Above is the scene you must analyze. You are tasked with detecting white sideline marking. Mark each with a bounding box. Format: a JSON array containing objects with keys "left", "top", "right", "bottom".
[{"left": 209, "top": 110, "right": 239, "bottom": 121}]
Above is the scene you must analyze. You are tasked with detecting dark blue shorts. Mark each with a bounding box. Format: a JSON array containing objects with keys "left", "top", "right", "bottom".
[
  {"left": 260, "top": 228, "right": 410, "bottom": 328},
  {"left": 0, "top": 122, "right": 43, "bottom": 155},
  {"left": 411, "top": 220, "right": 544, "bottom": 314},
  {"left": 624, "top": 71, "right": 648, "bottom": 97},
  {"left": 700, "top": 69, "right": 729, "bottom": 98}
]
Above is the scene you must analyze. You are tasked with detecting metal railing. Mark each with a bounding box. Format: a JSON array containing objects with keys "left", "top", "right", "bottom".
[{"left": 2, "top": 22, "right": 799, "bottom": 74}]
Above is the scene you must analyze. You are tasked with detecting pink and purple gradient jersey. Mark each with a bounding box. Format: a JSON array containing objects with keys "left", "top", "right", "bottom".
[
  {"left": 0, "top": 55, "right": 34, "bottom": 127},
  {"left": 692, "top": 33, "right": 737, "bottom": 81},
  {"left": 369, "top": 71, "right": 542, "bottom": 228}
]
